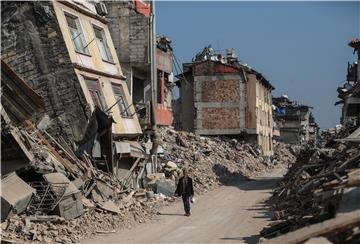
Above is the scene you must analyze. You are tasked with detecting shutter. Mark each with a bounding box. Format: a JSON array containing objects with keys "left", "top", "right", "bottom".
[
  {"left": 86, "top": 79, "right": 99, "bottom": 91},
  {"left": 85, "top": 79, "right": 108, "bottom": 110},
  {"left": 111, "top": 83, "right": 130, "bottom": 117},
  {"left": 66, "top": 15, "right": 77, "bottom": 29},
  {"left": 112, "top": 83, "right": 122, "bottom": 97},
  {"left": 94, "top": 27, "right": 103, "bottom": 39}
]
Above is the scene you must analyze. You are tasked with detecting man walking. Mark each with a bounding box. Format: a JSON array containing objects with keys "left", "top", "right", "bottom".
[{"left": 175, "top": 168, "right": 194, "bottom": 216}]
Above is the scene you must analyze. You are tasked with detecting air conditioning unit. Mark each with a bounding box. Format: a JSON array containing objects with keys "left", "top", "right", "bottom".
[{"left": 95, "top": 2, "right": 108, "bottom": 16}]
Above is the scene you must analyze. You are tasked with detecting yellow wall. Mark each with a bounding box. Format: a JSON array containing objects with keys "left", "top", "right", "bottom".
[
  {"left": 53, "top": 1, "right": 122, "bottom": 75},
  {"left": 246, "top": 74, "right": 257, "bottom": 129},
  {"left": 53, "top": 1, "right": 142, "bottom": 136},
  {"left": 74, "top": 69, "right": 141, "bottom": 136},
  {"left": 246, "top": 73, "right": 273, "bottom": 156}
]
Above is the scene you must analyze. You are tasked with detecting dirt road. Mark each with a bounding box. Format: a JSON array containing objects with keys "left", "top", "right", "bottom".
[{"left": 83, "top": 168, "right": 285, "bottom": 244}]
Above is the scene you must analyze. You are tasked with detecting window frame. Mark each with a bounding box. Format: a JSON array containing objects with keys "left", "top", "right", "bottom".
[
  {"left": 92, "top": 24, "right": 114, "bottom": 63},
  {"left": 111, "top": 82, "right": 132, "bottom": 118},
  {"left": 84, "top": 77, "right": 106, "bottom": 110},
  {"left": 64, "top": 12, "right": 90, "bottom": 55}
]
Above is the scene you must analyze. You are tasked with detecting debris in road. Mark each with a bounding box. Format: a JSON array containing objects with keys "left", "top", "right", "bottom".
[
  {"left": 158, "top": 127, "right": 292, "bottom": 194},
  {"left": 261, "top": 135, "right": 360, "bottom": 243},
  {"left": 263, "top": 210, "right": 360, "bottom": 244}
]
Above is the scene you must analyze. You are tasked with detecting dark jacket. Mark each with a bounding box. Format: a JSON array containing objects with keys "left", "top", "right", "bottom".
[{"left": 175, "top": 176, "right": 194, "bottom": 197}]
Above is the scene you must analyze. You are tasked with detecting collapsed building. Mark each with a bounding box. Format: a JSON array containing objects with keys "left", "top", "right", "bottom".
[
  {"left": 335, "top": 38, "right": 360, "bottom": 131},
  {"left": 105, "top": 1, "right": 175, "bottom": 128},
  {"left": 0, "top": 0, "right": 174, "bottom": 226},
  {"left": 175, "top": 46, "right": 275, "bottom": 156},
  {"left": 272, "top": 95, "right": 319, "bottom": 145},
  {"left": 1, "top": 0, "right": 149, "bottom": 179}
]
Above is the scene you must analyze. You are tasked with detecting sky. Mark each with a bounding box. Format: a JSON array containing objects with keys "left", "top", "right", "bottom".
[{"left": 156, "top": 1, "right": 360, "bottom": 129}]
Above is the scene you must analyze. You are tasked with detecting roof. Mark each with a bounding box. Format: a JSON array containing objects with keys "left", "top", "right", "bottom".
[
  {"left": 244, "top": 66, "right": 275, "bottom": 90},
  {"left": 349, "top": 38, "right": 360, "bottom": 48},
  {"left": 1, "top": 60, "right": 45, "bottom": 124},
  {"left": 175, "top": 60, "right": 275, "bottom": 90}
]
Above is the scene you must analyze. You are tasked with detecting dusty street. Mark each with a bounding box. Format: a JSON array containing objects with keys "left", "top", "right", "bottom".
[{"left": 83, "top": 168, "right": 285, "bottom": 244}]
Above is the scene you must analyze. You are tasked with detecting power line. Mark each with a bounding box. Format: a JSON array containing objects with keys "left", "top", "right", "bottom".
[{"left": 172, "top": 53, "right": 191, "bottom": 86}]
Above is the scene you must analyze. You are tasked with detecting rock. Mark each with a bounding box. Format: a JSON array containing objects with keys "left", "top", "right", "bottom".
[
  {"left": 146, "top": 191, "right": 155, "bottom": 199},
  {"left": 166, "top": 161, "right": 178, "bottom": 170},
  {"left": 156, "top": 180, "right": 176, "bottom": 197}
]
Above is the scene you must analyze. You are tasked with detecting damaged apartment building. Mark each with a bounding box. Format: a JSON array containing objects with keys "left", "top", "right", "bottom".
[
  {"left": 336, "top": 38, "right": 360, "bottom": 132},
  {"left": 105, "top": 0, "right": 175, "bottom": 128},
  {"left": 1, "top": 0, "right": 147, "bottom": 181},
  {"left": 272, "top": 95, "right": 319, "bottom": 145},
  {"left": 175, "top": 46, "right": 274, "bottom": 156}
]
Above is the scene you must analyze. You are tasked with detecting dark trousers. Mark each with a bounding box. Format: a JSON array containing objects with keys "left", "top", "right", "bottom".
[{"left": 182, "top": 195, "right": 191, "bottom": 214}]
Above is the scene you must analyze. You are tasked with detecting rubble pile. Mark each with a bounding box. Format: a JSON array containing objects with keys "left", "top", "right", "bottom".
[
  {"left": 158, "top": 127, "right": 288, "bottom": 193},
  {"left": 261, "top": 140, "right": 360, "bottom": 243},
  {"left": 1, "top": 196, "right": 171, "bottom": 243},
  {"left": 0, "top": 120, "right": 174, "bottom": 243},
  {"left": 1, "top": 122, "right": 294, "bottom": 243},
  {"left": 272, "top": 141, "right": 298, "bottom": 166}
]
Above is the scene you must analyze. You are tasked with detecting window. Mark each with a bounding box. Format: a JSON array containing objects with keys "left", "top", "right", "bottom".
[
  {"left": 111, "top": 83, "right": 131, "bottom": 118},
  {"left": 93, "top": 26, "right": 113, "bottom": 62},
  {"left": 65, "top": 13, "right": 89, "bottom": 54},
  {"left": 85, "top": 79, "right": 105, "bottom": 110}
]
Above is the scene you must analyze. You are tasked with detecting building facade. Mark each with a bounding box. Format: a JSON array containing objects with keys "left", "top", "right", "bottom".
[
  {"left": 105, "top": 1, "right": 174, "bottom": 128},
  {"left": 272, "top": 96, "right": 318, "bottom": 145},
  {"left": 336, "top": 38, "right": 360, "bottom": 129},
  {"left": 175, "top": 47, "right": 274, "bottom": 155}
]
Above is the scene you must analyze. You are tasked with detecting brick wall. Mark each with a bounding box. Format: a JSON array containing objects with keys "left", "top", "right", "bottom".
[
  {"left": 1, "top": 1, "right": 89, "bottom": 141},
  {"left": 201, "top": 79, "right": 240, "bottom": 102},
  {"left": 194, "top": 61, "right": 240, "bottom": 76},
  {"left": 129, "top": 13, "right": 149, "bottom": 64},
  {"left": 105, "top": 1, "right": 150, "bottom": 83},
  {"left": 202, "top": 108, "right": 240, "bottom": 129}
]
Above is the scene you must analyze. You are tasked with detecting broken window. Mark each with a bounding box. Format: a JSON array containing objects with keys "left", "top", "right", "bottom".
[
  {"left": 111, "top": 83, "right": 131, "bottom": 118},
  {"left": 85, "top": 79, "right": 106, "bottom": 110},
  {"left": 93, "top": 26, "right": 113, "bottom": 62},
  {"left": 65, "top": 13, "right": 89, "bottom": 54}
]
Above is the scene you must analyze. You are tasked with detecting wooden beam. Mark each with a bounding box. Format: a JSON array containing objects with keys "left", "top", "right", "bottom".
[
  {"left": 24, "top": 120, "right": 77, "bottom": 175},
  {"left": 264, "top": 210, "right": 360, "bottom": 244},
  {"left": 1, "top": 106, "right": 34, "bottom": 162}
]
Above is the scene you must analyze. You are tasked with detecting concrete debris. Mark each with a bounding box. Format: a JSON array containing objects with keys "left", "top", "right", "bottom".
[
  {"left": 260, "top": 135, "right": 360, "bottom": 243},
  {"left": 1, "top": 122, "right": 295, "bottom": 243},
  {"left": 99, "top": 201, "right": 121, "bottom": 214},
  {"left": 156, "top": 180, "right": 176, "bottom": 197},
  {"left": 158, "top": 127, "right": 295, "bottom": 194},
  {"left": 1, "top": 173, "right": 36, "bottom": 222}
]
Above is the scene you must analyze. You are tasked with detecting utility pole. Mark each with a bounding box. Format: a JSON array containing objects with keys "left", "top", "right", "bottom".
[{"left": 150, "top": 0, "right": 158, "bottom": 171}]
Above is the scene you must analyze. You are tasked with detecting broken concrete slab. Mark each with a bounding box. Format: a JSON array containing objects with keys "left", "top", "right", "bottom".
[
  {"left": 81, "top": 196, "right": 95, "bottom": 209},
  {"left": 1, "top": 173, "right": 36, "bottom": 222},
  {"left": 98, "top": 200, "right": 121, "bottom": 214},
  {"left": 43, "top": 173, "right": 84, "bottom": 220},
  {"left": 156, "top": 180, "right": 176, "bottom": 197}
]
